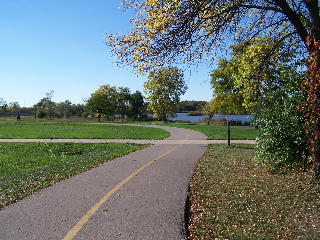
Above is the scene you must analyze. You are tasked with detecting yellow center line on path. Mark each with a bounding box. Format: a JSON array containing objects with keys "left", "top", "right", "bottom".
[{"left": 61, "top": 138, "right": 188, "bottom": 240}]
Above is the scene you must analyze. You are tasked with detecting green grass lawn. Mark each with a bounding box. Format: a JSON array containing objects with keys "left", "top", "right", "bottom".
[
  {"left": 188, "top": 144, "right": 320, "bottom": 239},
  {"left": 0, "top": 142, "right": 145, "bottom": 208},
  {"left": 0, "top": 122, "right": 170, "bottom": 139},
  {"left": 163, "top": 122, "right": 257, "bottom": 140},
  {"left": 0, "top": 117, "right": 255, "bottom": 140}
]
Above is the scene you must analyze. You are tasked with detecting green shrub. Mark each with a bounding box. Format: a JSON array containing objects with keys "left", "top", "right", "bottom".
[
  {"left": 36, "top": 110, "right": 47, "bottom": 119},
  {"left": 254, "top": 92, "right": 308, "bottom": 171}
]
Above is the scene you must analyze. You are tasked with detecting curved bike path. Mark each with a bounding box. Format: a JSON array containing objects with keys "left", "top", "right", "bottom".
[{"left": 0, "top": 125, "right": 208, "bottom": 240}]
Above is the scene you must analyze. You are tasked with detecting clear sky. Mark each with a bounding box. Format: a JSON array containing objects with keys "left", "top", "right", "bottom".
[{"left": 0, "top": 0, "right": 214, "bottom": 107}]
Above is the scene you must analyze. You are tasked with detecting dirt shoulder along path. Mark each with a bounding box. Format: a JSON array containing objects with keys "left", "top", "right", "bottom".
[{"left": 0, "top": 125, "right": 210, "bottom": 240}]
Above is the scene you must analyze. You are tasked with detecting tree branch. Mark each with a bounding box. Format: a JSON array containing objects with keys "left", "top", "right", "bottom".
[
  {"left": 239, "top": 4, "right": 283, "bottom": 13},
  {"left": 273, "top": 0, "right": 309, "bottom": 47}
]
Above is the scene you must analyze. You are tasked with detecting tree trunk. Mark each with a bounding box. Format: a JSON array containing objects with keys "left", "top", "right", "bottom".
[
  {"left": 312, "top": 34, "right": 320, "bottom": 180},
  {"left": 312, "top": 4, "right": 320, "bottom": 179},
  {"left": 306, "top": 33, "right": 320, "bottom": 180},
  {"left": 314, "top": 120, "right": 320, "bottom": 179}
]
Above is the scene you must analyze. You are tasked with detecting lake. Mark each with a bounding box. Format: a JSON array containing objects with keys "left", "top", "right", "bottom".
[{"left": 169, "top": 112, "right": 253, "bottom": 123}]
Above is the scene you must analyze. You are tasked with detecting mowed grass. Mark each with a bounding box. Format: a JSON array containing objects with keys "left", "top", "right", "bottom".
[
  {"left": 188, "top": 144, "right": 320, "bottom": 239},
  {"left": 0, "top": 122, "right": 170, "bottom": 139},
  {"left": 0, "top": 117, "right": 255, "bottom": 140},
  {"left": 0, "top": 142, "right": 145, "bottom": 208},
  {"left": 164, "top": 123, "right": 256, "bottom": 140}
]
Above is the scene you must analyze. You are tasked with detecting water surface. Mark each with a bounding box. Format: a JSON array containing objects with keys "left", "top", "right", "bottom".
[{"left": 169, "top": 112, "right": 253, "bottom": 123}]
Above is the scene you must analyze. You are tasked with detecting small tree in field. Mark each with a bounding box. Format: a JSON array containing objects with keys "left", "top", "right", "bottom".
[
  {"left": 55, "top": 100, "right": 73, "bottom": 118},
  {"left": 116, "top": 87, "right": 131, "bottom": 118},
  {"left": 7, "top": 102, "right": 21, "bottom": 113},
  {"left": 201, "top": 101, "right": 215, "bottom": 125},
  {"left": 0, "top": 98, "right": 7, "bottom": 112},
  {"left": 129, "top": 91, "right": 146, "bottom": 120},
  {"left": 33, "top": 90, "right": 56, "bottom": 119},
  {"left": 45, "top": 90, "right": 55, "bottom": 119},
  {"left": 144, "top": 67, "right": 187, "bottom": 121},
  {"left": 86, "top": 85, "right": 118, "bottom": 122}
]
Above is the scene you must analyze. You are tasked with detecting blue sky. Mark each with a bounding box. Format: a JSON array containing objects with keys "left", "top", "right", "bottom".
[{"left": 0, "top": 0, "right": 213, "bottom": 107}]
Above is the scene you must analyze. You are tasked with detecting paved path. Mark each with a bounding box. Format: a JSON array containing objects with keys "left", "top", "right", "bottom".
[{"left": 0, "top": 125, "right": 212, "bottom": 240}]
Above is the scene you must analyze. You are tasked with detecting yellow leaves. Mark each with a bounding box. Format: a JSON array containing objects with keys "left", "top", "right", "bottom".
[
  {"left": 146, "top": 0, "right": 159, "bottom": 6},
  {"left": 107, "top": 35, "right": 115, "bottom": 45},
  {"left": 133, "top": 55, "right": 140, "bottom": 63},
  {"left": 107, "top": 0, "right": 187, "bottom": 72}
]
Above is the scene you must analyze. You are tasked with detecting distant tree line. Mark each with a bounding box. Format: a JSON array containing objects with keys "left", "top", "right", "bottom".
[
  {"left": 0, "top": 98, "right": 34, "bottom": 116},
  {"left": 0, "top": 87, "right": 148, "bottom": 121},
  {"left": 86, "top": 67, "right": 188, "bottom": 122},
  {"left": 176, "top": 101, "right": 207, "bottom": 112},
  {"left": 0, "top": 98, "right": 22, "bottom": 113},
  {"left": 86, "top": 85, "right": 147, "bottom": 122},
  {"left": 30, "top": 90, "right": 87, "bottom": 119},
  {"left": 1, "top": 67, "right": 187, "bottom": 122}
]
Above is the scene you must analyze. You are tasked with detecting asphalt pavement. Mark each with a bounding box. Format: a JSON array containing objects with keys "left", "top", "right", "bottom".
[{"left": 0, "top": 125, "right": 209, "bottom": 240}]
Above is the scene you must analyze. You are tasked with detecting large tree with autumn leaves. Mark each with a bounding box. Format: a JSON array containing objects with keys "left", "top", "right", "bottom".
[{"left": 108, "top": 0, "right": 320, "bottom": 178}]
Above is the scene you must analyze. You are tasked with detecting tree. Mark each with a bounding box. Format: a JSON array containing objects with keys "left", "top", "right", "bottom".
[
  {"left": 116, "top": 87, "right": 131, "bottom": 118},
  {"left": 176, "top": 101, "right": 207, "bottom": 112},
  {"left": 129, "top": 91, "right": 146, "bottom": 120},
  {"left": 55, "top": 100, "right": 73, "bottom": 118},
  {"left": 108, "top": 0, "right": 320, "bottom": 178},
  {"left": 144, "top": 67, "right": 187, "bottom": 121},
  {"left": 302, "top": 37, "right": 320, "bottom": 179},
  {"left": 45, "top": 90, "right": 55, "bottom": 119},
  {"left": 202, "top": 95, "right": 244, "bottom": 125},
  {"left": 210, "top": 39, "right": 300, "bottom": 113},
  {"left": 254, "top": 69, "right": 308, "bottom": 171},
  {"left": 232, "top": 39, "right": 303, "bottom": 110},
  {"left": 34, "top": 98, "right": 48, "bottom": 118},
  {"left": 0, "top": 98, "right": 7, "bottom": 112},
  {"left": 7, "top": 102, "right": 21, "bottom": 113},
  {"left": 33, "top": 90, "right": 56, "bottom": 119},
  {"left": 201, "top": 100, "right": 216, "bottom": 125},
  {"left": 71, "top": 104, "right": 86, "bottom": 118},
  {"left": 54, "top": 101, "right": 87, "bottom": 118},
  {"left": 210, "top": 40, "right": 308, "bottom": 169},
  {"left": 107, "top": 1, "right": 318, "bottom": 72},
  {"left": 210, "top": 58, "right": 246, "bottom": 114},
  {"left": 86, "top": 85, "right": 118, "bottom": 122}
]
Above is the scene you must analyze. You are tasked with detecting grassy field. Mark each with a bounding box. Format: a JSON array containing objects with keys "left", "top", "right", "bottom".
[
  {"left": 0, "top": 122, "right": 170, "bottom": 139},
  {"left": 188, "top": 144, "right": 320, "bottom": 239},
  {"left": 0, "top": 118, "right": 256, "bottom": 140},
  {"left": 0, "top": 142, "right": 145, "bottom": 208},
  {"left": 163, "top": 122, "right": 256, "bottom": 140}
]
